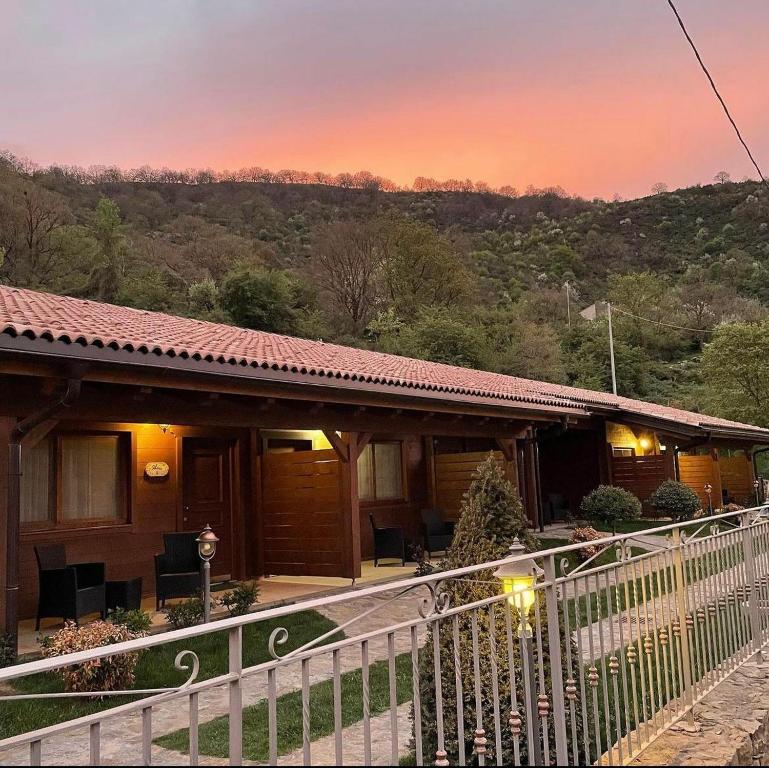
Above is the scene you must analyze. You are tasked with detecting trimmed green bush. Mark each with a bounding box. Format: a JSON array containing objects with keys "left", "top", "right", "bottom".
[
  {"left": 414, "top": 453, "right": 577, "bottom": 764},
  {"left": 648, "top": 479, "right": 701, "bottom": 522},
  {"left": 218, "top": 581, "right": 259, "bottom": 617},
  {"left": 580, "top": 484, "right": 642, "bottom": 532},
  {"left": 163, "top": 597, "right": 205, "bottom": 629},
  {"left": 107, "top": 607, "right": 152, "bottom": 634}
]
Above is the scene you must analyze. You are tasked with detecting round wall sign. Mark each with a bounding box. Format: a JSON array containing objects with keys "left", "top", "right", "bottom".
[{"left": 145, "top": 461, "right": 170, "bottom": 478}]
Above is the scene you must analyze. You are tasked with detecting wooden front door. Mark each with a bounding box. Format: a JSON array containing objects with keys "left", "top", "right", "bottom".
[{"left": 182, "top": 438, "right": 233, "bottom": 577}]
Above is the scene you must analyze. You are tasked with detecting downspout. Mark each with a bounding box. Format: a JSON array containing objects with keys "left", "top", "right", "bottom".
[{"left": 5, "top": 379, "right": 81, "bottom": 651}]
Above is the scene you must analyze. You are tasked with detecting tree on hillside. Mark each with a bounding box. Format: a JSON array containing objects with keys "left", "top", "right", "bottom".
[
  {"left": 713, "top": 171, "right": 731, "bottom": 184},
  {"left": 379, "top": 216, "right": 473, "bottom": 318},
  {"left": 381, "top": 306, "right": 490, "bottom": 369},
  {"left": 701, "top": 322, "right": 769, "bottom": 427},
  {"left": 310, "top": 220, "right": 383, "bottom": 334},
  {"left": 79, "top": 198, "right": 128, "bottom": 302},
  {"left": 651, "top": 182, "right": 668, "bottom": 195},
  {"left": 0, "top": 172, "right": 69, "bottom": 286},
  {"left": 219, "top": 265, "right": 311, "bottom": 335}
]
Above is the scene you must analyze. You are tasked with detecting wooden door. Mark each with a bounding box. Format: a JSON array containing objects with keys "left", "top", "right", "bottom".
[{"left": 182, "top": 438, "right": 233, "bottom": 577}]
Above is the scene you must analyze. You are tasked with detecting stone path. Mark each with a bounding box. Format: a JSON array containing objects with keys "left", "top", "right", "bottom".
[{"left": 0, "top": 586, "right": 429, "bottom": 766}]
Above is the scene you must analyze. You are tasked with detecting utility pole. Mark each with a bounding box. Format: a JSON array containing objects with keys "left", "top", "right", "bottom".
[
  {"left": 607, "top": 301, "right": 618, "bottom": 395},
  {"left": 565, "top": 281, "right": 571, "bottom": 329}
]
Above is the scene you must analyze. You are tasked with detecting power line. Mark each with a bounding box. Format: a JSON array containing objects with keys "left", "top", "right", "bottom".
[
  {"left": 665, "top": 0, "right": 769, "bottom": 191},
  {"left": 611, "top": 304, "right": 715, "bottom": 333}
]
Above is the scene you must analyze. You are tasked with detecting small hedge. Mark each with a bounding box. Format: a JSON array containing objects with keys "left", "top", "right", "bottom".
[
  {"left": 648, "top": 479, "right": 701, "bottom": 522},
  {"left": 580, "top": 484, "right": 642, "bottom": 531}
]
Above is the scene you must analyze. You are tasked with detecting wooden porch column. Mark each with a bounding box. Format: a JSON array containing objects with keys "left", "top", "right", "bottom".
[
  {"left": 325, "top": 431, "right": 371, "bottom": 580},
  {"left": 0, "top": 418, "right": 15, "bottom": 635},
  {"left": 522, "top": 433, "right": 541, "bottom": 529},
  {"left": 424, "top": 436, "right": 437, "bottom": 509},
  {"left": 248, "top": 428, "right": 264, "bottom": 579}
]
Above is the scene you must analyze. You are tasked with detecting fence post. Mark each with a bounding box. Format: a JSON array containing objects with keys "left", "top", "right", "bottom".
[
  {"left": 740, "top": 511, "right": 764, "bottom": 659},
  {"left": 671, "top": 527, "right": 696, "bottom": 726},
  {"left": 229, "top": 626, "right": 243, "bottom": 765},
  {"left": 543, "top": 554, "right": 568, "bottom": 766}
]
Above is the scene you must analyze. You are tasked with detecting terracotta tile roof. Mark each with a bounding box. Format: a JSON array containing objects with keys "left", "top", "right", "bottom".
[{"left": 0, "top": 284, "right": 766, "bottom": 438}]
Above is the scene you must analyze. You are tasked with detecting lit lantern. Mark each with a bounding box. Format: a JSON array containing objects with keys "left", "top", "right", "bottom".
[
  {"left": 494, "top": 537, "right": 540, "bottom": 635},
  {"left": 639, "top": 437, "right": 651, "bottom": 453}
]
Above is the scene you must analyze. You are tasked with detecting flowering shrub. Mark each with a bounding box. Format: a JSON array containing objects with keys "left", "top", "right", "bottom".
[
  {"left": 41, "top": 621, "right": 144, "bottom": 693},
  {"left": 570, "top": 526, "right": 603, "bottom": 563}
]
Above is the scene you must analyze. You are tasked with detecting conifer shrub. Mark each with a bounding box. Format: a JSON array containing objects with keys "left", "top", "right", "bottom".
[{"left": 414, "top": 453, "right": 578, "bottom": 764}]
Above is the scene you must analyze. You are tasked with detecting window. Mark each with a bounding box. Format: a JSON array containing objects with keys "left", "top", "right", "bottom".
[
  {"left": 612, "top": 446, "right": 635, "bottom": 457},
  {"left": 20, "top": 432, "right": 129, "bottom": 529},
  {"left": 357, "top": 442, "right": 404, "bottom": 501}
]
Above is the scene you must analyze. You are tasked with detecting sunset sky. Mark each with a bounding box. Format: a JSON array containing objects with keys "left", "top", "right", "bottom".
[{"left": 3, "top": 0, "right": 768, "bottom": 199}]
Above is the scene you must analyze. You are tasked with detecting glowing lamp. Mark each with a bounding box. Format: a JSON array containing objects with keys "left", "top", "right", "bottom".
[
  {"left": 158, "top": 424, "right": 172, "bottom": 434},
  {"left": 639, "top": 437, "right": 651, "bottom": 451},
  {"left": 494, "top": 538, "right": 540, "bottom": 635},
  {"left": 196, "top": 524, "right": 219, "bottom": 562}
]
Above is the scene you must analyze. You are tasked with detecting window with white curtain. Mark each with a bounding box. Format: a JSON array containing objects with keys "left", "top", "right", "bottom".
[
  {"left": 19, "top": 432, "right": 127, "bottom": 528},
  {"left": 20, "top": 439, "right": 53, "bottom": 524},
  {"left": 357, "top": 442, "right": 404, "bottom": 501},
  {"left": 61, "top": 435, "right": 121, "bottom": 520}
]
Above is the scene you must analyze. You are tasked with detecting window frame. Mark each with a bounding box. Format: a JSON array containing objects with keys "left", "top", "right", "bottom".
[
  {"left": 612, "top": 446, "right": 635, "bottom": 457},
  {"left": 358, "top": 440, "right": 407, "bottom": 503},
  {"left": 21, "top": 430, "right": 132, "bottom": 532}
]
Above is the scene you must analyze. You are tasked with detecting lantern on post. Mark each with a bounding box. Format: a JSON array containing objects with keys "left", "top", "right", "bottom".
[
  {"left": 494, "top": 537, "right": 543, "bottom": 764},
  {"left": 704, "top": 483, "right": 713, "bottom": 516},
  {"left": 196, "top": 524, "right": 219, "bottom": 623}
]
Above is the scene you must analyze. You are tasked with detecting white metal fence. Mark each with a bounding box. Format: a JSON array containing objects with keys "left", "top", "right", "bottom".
[{"left": 2, "top": 507, "right": 769, "bottom": 765}]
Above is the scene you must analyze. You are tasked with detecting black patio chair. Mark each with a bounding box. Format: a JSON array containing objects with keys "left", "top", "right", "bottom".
[
  {"left": 34, "top": 544, "right": 106, "bottom": 630},
  {"left": 154, "top": 532, "right": 201, "bottom": 610},
  {"left": 369, "top": 514, "right": 406, "bottom": 566},
  {"left": 420, "top": 508, "right": 455, "bottom": 557}
]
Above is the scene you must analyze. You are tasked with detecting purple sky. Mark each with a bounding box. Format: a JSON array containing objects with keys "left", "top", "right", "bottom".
[{"left": 3, "top": 0, "right": 768, "bottom": 198}]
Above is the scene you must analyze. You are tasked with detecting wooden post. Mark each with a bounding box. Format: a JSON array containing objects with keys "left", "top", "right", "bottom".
[
  {"left": 424, "top": 436, "right": 437, "bottom": 509},
  {"left": 327, "top": 431, "right": 363, "bottom": 581},
  {"left": 0, "top": 418, "right": 15, "bottom": 635},
  {"left": 495, "top": 437, "right": 519, "bottom": 491},
  {"left": 249, "top": 428, "right": 264, "bottom": 578}
]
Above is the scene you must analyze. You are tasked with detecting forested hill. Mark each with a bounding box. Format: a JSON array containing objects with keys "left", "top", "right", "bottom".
[{"left": 2, "top": 154, "right": 769, "bottom": 425}]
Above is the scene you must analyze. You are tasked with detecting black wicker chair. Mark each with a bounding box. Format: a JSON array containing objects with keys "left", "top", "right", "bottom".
[
  {"left": 34, "top": 544, "right": 106, "bottom": 630},
  {"left": 154, "top": 532, "right": 201, "bottom": 610},
  {"left": 369, "top": 514, "right": 406, "bottom": 566},
  {"left": 420, "top": 508, "right": 455, "bottom": 558}
]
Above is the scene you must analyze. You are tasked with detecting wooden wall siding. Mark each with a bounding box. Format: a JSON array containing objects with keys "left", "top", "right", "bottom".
[
  {"left": 718, "top": 455, "right": 754, "bottom": 506},
  {"left": 611, "top": 454, "right": 675, "bottom": 513},
  {"left": 434, "top": 450, "right": 505, "bottom": 521},
  {"left": 261, "top": 448, "right": 345, "bottom": 577},
  {"left": 678, "top": 455, "right": 722, "bottom": 509},
  {"left": 360, "top": 435, "right": 428, "bottom": 559},
  {"left": 15, "top": 422, "right": 247, "bottom": 621}
]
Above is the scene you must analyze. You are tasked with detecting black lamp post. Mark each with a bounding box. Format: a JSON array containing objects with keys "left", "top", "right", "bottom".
[{"left": 196, "top": 524, "right": 219, "bottom": 623}]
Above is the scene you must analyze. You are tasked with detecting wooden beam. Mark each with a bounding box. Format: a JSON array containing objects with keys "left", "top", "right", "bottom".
[
  {"left": 19, "top": 419, "right": 59, "bottom": 449},
  {"left": 495, "top": 437, "right": 516, "bottom": 463},
  {"left": 323, "top": 430, "right": 350, "bottom": 463}
]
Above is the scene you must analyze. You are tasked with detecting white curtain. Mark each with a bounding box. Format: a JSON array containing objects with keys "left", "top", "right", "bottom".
[
  {"left": 61, "top": 436, "right": 120, "bottom": 520},
  {"left": 20, "top": 441, "right": 51, "bottom": 524},
  {"left": 357, "top": 443, "right": 375, "bottom": 500},
  {"left": 374, "top": 443, "right": 402, "bottom": 499}
]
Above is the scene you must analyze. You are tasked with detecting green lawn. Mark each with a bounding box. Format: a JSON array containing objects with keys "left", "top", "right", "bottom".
[
  {"left": 0, "top": 610, "right": 337, "bottom": 739},
  {"left": 156, "top": 652, "right": 413, "bottom": 761}
]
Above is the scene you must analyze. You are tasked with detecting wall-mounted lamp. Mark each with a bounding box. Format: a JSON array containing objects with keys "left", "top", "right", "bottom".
[
  {"left": 639, "top": 437, "right": 652, "bottom": 452},
  {"left": 158, "top": 424, "right": 175, "bottom": 436}
]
